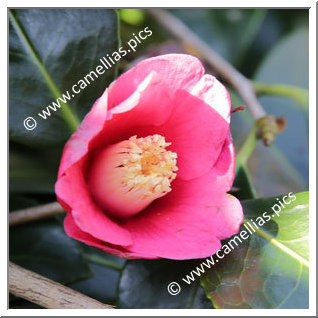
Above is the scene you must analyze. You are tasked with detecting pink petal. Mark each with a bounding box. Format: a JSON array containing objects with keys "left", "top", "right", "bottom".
[
  {"left": 64, "top": 213, "right": 158, "bottom": 259},
  {"left": 56, "top": 161, "right": 132, "bottom": 246},
  {"left": 122, "top": 136, "right": 243, "bottom": 259},
  {"left": 58, "top": 71, "right": 174, "bottom": 179},
  {"left": 108, "top": 54, "right": 205, "bottom": 108},
  {"left": 55, "top": 53, "right": 241, "bottom": 261},
  {"left": 92, "top": 71, "right": 174, "bottom": 149},
  {"left": 148, "top": 83, "right": 231, "bottom": 180},
  {"left": 124, "top": 194, "right": 242, "bottom": 260},
  {"left": 212, "top": 132, "right": 236, "bottom": 192},
  {"left": 58, "top": 88, "right": 108, "bottom": 177},
  {"left": 56, "top": 73, "right": 176, "bottom": 245},
  {"left": 190, "top": 74, "right": 231, "bottom": 123}
]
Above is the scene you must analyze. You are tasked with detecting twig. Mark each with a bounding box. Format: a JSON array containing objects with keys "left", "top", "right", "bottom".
[
  {"left": 147, "top": 9, "right": 266, "bottom": 120},
  {"left": 253, "top": 81, "right": 309, "bottom": 111},
  {"left": 9, "top": 202, "right": 64, "bottom": 226},
  {"left": 236, "top": 126, "right": 258, "bottom": 168},
  {"left": 82, "top": 253, "right": 124, "bottom": 271},
  {"left": 9, "top": 262, "right": 114, "bottom": 309}
]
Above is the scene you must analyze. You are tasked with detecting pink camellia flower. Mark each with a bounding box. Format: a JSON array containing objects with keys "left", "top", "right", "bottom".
[{"left": 55, "top": 54, "right": 243, "bottom": 260}]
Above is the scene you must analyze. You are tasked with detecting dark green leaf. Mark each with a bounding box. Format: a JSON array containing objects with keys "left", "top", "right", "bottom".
[
  {"left": 9, "top": 9, "right": 118, "bottom": 146},
  {"left": 9, "top": 194, "right": 39, "bottom": 211},
  {"left": 9, "top": 144, "right": 60, "bottom": 194},
  {"left": 118, "top": 259, "right": 213, "bottom": 309},
  {"left": 254, "top": 28, "right": 309, "bottom": 184},
  {"left": 9, "top": 218, "right": 92, "bottom": 284},
  {"left": 169, "top": 9, "right": 309, "bottom": 76},
  {"left": 170, "top": 9, "right": 266, "bottom": 66},
  {"left": 201, "top": 192, "right": 309, "bottom": 309},
  {"left": 255, "top": 28, "right": 308, "bottom": 89},
  {"left": 232, "top": 165, "right": 256, "bottom": 200},
  {"left": 230, "top": 91, "right": 307, "bottom": 197},
  {"left": 69, "top": 244, "right": 125, "bottom": 304},
  {"left": 69, "top": 263, "right": 122, "bottom": 305}
]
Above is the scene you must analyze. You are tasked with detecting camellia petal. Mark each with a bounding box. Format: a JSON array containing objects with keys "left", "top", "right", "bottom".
[
  {"left": 88, "top": 134, "right": 178, "bottom": 218},
  {"left": 190, "top": 74, "right": 231, "bottom": 123},
  {"left": 64, "top": 213, "right": 158, "bottom": 259},
  {"left": 108, "top": 54, "right": 205, "bottom": 108},
  {"left": 123, "top": 193, "right": 242, "bottom": 260},
  {"left": 91, "top": 71, "right": 174, "bottom": 149},
  {"left": 56, "top": 162, "right": 132, "bottom": 246},
  {"left": 149, "top": 87, "right": 230, "bottom": 180},
  {"left": 121, "top": 135, "right": 243, "bottom": 259},
  {"left": 58, "top": 88, "right": 108, "bottom": 178},
  {"left": 55, "top": 53, "right": 244, "bottom": 260}
]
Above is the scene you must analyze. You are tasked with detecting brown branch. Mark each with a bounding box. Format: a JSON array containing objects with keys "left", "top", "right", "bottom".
[
  {"left": 9, "top": 262, "right": 114, "bottom": 309},
  {"left": 9, "top": 202, "right": 64, "bottom": 226},
  {"left": 147, "top": 9, "right": 266, "bottom": 120}
]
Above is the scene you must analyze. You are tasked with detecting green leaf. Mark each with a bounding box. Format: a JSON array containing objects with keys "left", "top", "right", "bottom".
[
  {"left": 255, "top": 28, "right": 308, "bottom": 90},
  {"left": 254, "top": 28, "right": 309, "bottom": 184},
  {"left": 117, "top": 259, "right": 213, "bottom": 309},
  {"left": 230, "top": 93, "right": 307, "bottom": 196},
  {"left": 69, "top": 262, "right": 122, "bottom": 305},
  {"left": 9, "top": 218, "right": 92, "bottom": 284},
  {"left": 170, "top": 9, "right": 266, "bottom": 67},
  {"left": 9, "top": 9, "right": 118, "bottom": 147},
  {"left": 201, "top": 192, "right": 309, "bottom": 309},
  {"left": 9, "top": 194, "right": 39, "bottom": 211},
  {"left": 69, "top": 245, "right": 125, "bottom": 305},
  {"left": 9, "top": 144, "right": 60, "bottom": 194},
  {"left": 233, "top": 165, "right": 256, "bottom": 200}
]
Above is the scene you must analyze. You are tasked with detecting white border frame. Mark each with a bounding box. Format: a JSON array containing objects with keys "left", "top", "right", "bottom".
[{"left": 2, "top": 1, "right": 316, "bottom": 316}]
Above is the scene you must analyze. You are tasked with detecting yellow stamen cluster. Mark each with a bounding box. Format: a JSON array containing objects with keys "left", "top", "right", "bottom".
[{"left": 119, "top": 135, "right": 178, "bottom": 198}]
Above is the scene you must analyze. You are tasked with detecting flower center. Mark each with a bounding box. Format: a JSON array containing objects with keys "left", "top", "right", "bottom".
[
  {"left": 121, "top": 135, "right": 178, "bottom": 197},
  {"left": 88, "top": 134, "right": 178, "bottom": 218}
]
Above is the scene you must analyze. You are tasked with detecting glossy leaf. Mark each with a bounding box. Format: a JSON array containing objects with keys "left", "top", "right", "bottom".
[
  {"left": 69, "top": 263, "right": 122, "bottom": 305},
  {"left": 169, "top": 9, "right": 307, "bottom": 76},
  {"left": 230, "top": 90, "right": 307, "bottom": 197},
  {"left": 9, "top": 218, "right": 92, "bottom": 284},
  {"left": 9, "top": 9, "right": 118, "bottom": 146},
  {"left": 118, "top": 259, "right": 213, "bottom": 309},
  {"left": 254, "top": 28, "right": 309, "bottom": 184},
  {"left": 69, "top": 245, "right": 125, "bottom": 305},
  {"left": 9, "top": 194, "right": 39, "bottom": 211},
  {"left": 170, "top": 9, "right": 266, "bottom": 66},
  {"left": 201, "top": 192, "right": 309, "bottom": 309},
  {"left": 232, "top": 165, "right": 256, "bottom": 200},
  {"left": 9, "top": 145, "right": 60, "bottom": 194}
]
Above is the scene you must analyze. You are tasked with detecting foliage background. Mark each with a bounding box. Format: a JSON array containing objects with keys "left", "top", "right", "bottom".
[{"left": 9, "top": 8, "right": 309, "bottom": 309}]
